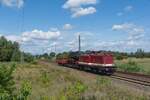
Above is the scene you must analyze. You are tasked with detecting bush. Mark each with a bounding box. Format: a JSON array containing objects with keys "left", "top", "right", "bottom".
[
  {"left": 116, "top": 55, "right": 124, "bottom": 60},
  {"left": 30, "top": 60, "right": 38, "bottom": 65},
  {"left": 0, "top": 63, "right": 16, "bottom": 96},
  {"left": 59, "top": 81, "right": 88, "bottom": 100},
  {"left": 40, "top": 71, "right": 50, "bottom": 86},
  {"left": 118, "top": 61, "right": 142, "bottom": 73},
  {"left": 96, "top": 77, "right": 110, "bottom": 86},
  {"left": 145, "top": 69, "right": 150, "bottom": 75},
  {"left": 0, "top": 63, "right": 32, "bottom": 100},
  {"left": 17, "top": 81, "right": 32, "bottom": 100},
  {"left": 24, "top": 53, "right": 34, "bottom": 63}
]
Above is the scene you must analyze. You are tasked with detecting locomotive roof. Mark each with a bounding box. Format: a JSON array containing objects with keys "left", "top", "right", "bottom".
[{"left": 81, "top": 53, "right": 113, "bottom": 56}]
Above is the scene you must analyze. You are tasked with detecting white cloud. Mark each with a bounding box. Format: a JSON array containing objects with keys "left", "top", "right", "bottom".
[
  {"left": 50, "top": 42, "right": 58, "bottom": 47},
  {"left": 126, "top": 40, "right": 139, "bottom": 46},
  {"left": 63, "top": 24, "right": 73, "bottom": 30},
  {"left": 112, "top": 23, "right": 134, "bottom": 31},
  {"left": 63, "top": 0, "right": 97, "bottom": 8},
  {"left": 94, "top": 40, "right": 140, "bottom": 51},
  {"left": 93, "top": 23, "right": 146, "bottom": 51},
  {"left": 22, "top": 29, "right": 61, "bottom": 41},
  {"left": 6, "top": 35, "right": 21, "bottom": 42},
  {"left": 72, "top": 7, "right": 96, "bottom": 18},
  {"left": 117, "top": 5, "right": 133, "bottom": 16},
  {"left": 4, "top": 29, "right": 61, "bottom": 43},
  {"left": 112, "top": 23, "right": 145, "bottom": 49},
  {"left": 0, "top": 28, "right": 62, "bottom": 54},
  {"left": 117, "top": 12, "right": 123, "bottom": 16},
  {"left": 63, "top": 0, "right": 98, "bottom": 18},
  {"left": 112, "top": 23, "right": 145, "bottom": 37},
  {"left": 124, "top": 5, "right": 133, "bottom": 12},
  {"left": 0, "top": 0, "right": 24, "bottom": 8},
  {"left": 128, "top": 33, "right": 144, "bottom": 41}
]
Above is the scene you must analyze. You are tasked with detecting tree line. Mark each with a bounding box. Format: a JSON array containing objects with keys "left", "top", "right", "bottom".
[
  {"left": 55, "top": 49, "right": 150, "bottom": 61},
  {"left": 112, "top": 49, "right": 150, "bottom": 60},
  {"left": 0, "top": 36, "right": 34, "bottom": 62},
  {"left": 1, "top": 36, "right": 150, "bottom": 62},
  {"left": 0, "top": 36, "right": 58, "bottom": 62}
]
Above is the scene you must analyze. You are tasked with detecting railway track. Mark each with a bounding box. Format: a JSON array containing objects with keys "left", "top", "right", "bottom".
[{"left": 112, "top": 71, "right": 150, "bottom": 87}]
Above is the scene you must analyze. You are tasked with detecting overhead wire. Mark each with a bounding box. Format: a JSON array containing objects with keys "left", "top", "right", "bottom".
[
  {"left": 11, "top": 0, "right": 25, "bottom": 63},
  {"left": 20, "top": 0, "right": 25, "bottom": 63}
]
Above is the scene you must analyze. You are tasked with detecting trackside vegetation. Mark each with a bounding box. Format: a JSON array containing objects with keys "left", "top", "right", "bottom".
[
  {"left": 13, "top": 63, "right": 149, "bottom": 100},
  {"left": 116, "top": 58, "right": 150, "bottom": 75},
  {"left": 0, "top": 63, "right": 31, "bottom": 99},
  {"left": 117, "top": 60, "right": 142, "bottom": 72}
]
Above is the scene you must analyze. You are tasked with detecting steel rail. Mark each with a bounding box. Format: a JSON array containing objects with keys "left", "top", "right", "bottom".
[{"left": 112, "top": 71, "right": 150, "bottom": 87}]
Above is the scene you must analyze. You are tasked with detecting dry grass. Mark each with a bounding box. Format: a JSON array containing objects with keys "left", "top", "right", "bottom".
[{"left": 9, "top": 62, "right": 150, "bottom": 100}]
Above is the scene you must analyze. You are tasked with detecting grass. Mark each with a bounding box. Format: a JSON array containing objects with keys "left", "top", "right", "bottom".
[
  {"left": 1, "top": 61, "right": 150, "bottom": 100},
  {"left": 115, "top": 58, "right": 150, "bottom": 74}
]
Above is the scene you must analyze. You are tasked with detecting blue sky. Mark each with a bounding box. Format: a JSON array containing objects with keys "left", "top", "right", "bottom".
[{"left": 0, "top": 0, "right": 150, "bottom": 54}]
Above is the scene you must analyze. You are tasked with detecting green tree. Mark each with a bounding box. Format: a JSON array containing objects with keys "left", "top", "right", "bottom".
[
  {"left": 11, "top": 42, "right": 21, "bottom": 62},
  {"left": 0, "top": 63, "right": 16, "bottom": 99},
  {"left": 135, "top": 49, "right": 145, "bottom": 58},
  {"left": 49, "top": 52, "right": 56, "bottom": 58},
  {"left": 24, "top": 53, "right": 34, "bottom": 63},
  {"left": 17, "top": 81, "right": 32, "bottom": 100},
  {"left": 0, "top": 36, "right": 21, "bottom": 62}
]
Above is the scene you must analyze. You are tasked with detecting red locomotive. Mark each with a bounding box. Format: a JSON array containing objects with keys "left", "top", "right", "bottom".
[{"left": 56, "top": 53, "right": 116, "bottom": 75}]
